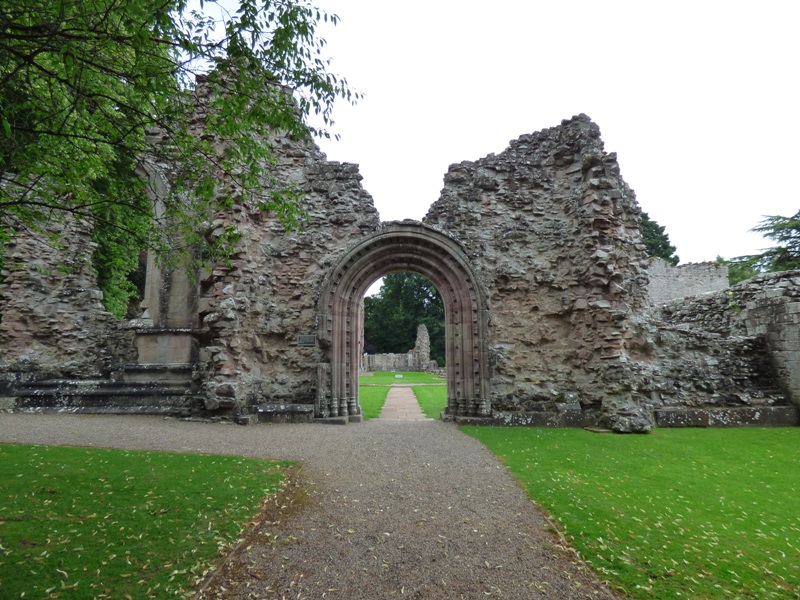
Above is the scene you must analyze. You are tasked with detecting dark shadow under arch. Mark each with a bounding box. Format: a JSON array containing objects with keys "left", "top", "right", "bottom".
[{"left": 317, "top": 222, "right": 490, "bottom": 420}]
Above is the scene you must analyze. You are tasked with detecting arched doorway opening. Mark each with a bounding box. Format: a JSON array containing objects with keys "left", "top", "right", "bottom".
[
  {"left": 362, "top": 271, "right": 445, "bottom": 369},
  {"left": 317, "top": 223, "right": 490, "bottom": 420}
]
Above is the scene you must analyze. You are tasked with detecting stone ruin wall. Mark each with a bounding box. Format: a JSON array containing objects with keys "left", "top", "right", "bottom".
[
  {"left": 0, "top": 216, "right": 136, "bottom": 388},
  {"left": 363, "top": 353, "right": 420, "bottom": 372},
  {"left": 648, "top": 257, "right": 729, "bottom": 304},
  {"left": 0, "top": 77, "right": 381, "bottom": 414},
  {"left": 1, "top": 100, "right": 798, "bottom": 429},
  {"left": 197, "top": 137, "right": 380, "bottom": 411},
  {"left": 167, "top": 112, "right": 660, "bottom": 422},
  {"left": 734, "top": 272, "right": 800, "bottom": 403},
  {"left": 363, "top": 324, "right": 435, "bottom": 372},
  {"left": 116, "top": 75, "right": 381, "bottom": 412},
  {"left": 425, "top": 115, "right": 651, "bottom": 426},
  {"left": 574, "top": 269, "right": 799, "bottom": 429},
  {"left": 625, "top": 317, "right": 782, "bottom": 412},
  {"left": 654, "top": 271, "right": 800, "bottom": 403}
]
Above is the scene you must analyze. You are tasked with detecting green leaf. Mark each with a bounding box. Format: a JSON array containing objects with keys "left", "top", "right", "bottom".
[
  {"left": 641, "top": 212, "right": 679, "bottom": 266},
  {"left": 1, "top": 0, "right": 359, "bottom": 312}
]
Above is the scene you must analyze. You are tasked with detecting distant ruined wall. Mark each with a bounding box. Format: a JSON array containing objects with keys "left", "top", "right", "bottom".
[
  {"left": 425, "top": 114, "right": 651, "bottom": 428},
  {"left": 0, "top": 216, "right": 135, "bottom": 381},
  {"left": 364, "top": 353, "right": 419, "bottom": 372},
  {"left": 652, "top": 271, "right": 800, "bottom": 405},
  {"left": 648, "top": 258, "right": 729, "bottom": 304},
  {"left": 413, "top": 323, "right": 431, "bottom": 365},
  {"left": 363, "top": 324, "right": 435, "bottom": 372}
]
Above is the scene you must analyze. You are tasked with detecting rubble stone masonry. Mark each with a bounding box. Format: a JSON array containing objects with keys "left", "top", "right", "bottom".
[
  {"left": 0, "top": 217, "right": 135, "bottom": 383},
  {"left": 196, "top": 137, "right": 381, "bottom": 411},
  {"left": 654, "top": 271, "right": 800, "bottom": 405},
  {"left": 1, "top": 95, "right": 797, "bottom": 430},
  {"left": 425, "top": 115, "right": 652, "bottom": 429}
]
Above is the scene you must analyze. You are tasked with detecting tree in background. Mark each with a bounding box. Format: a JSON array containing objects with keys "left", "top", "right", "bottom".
[
  {"left": 721, "top": 211, "right": 800, "bottom": 284},
  {"left": 750, "top": 211, "right": 800, "bottom": 271},
  {"left": 1, "top": 0, "right": 358, "bottom": 316},
  {"left": 641, "top": 212, "right": 679, "bottom": 265},
  {"left": 363, "top": 272, "right": 445, "bottom": 366},
  {"left": 716, "top": 255, "right": 759, "bottom": 286}
]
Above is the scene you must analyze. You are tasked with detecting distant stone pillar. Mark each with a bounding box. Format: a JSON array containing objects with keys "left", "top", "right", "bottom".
[{"left": 414, "top": 324, "right": 431, "bottom": 365}]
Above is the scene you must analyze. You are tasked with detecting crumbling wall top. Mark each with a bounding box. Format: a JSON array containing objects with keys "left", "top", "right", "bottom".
[{"left": 648, "top": 258, "right": 729, "bottom": 304}]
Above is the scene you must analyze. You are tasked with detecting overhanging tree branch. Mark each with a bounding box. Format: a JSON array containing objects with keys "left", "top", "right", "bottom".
[{"left": 1, "top": 0, "right": 361, "bottom": 316}]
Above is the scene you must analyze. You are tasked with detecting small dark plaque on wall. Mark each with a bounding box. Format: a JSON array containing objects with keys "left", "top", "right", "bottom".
[{"left": 297, "top": 335, "right": 317, "bottom": 347}]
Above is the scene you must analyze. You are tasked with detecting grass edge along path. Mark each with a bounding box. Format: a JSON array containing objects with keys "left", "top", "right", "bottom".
[
  {"left": 461, "top": 426, "right": 800, "bottom": 599},
  {"left": 412, "top": 386, "right": 449, "bottom": 420},
  {"left": 359, "top": 372, "right": 446, "bottom": 420},
  {"left": 358, "top": 386, "right": 391, "bottom": 420},
  {"left": 0, "top": 444, "right": 293, "bottom": 599}
]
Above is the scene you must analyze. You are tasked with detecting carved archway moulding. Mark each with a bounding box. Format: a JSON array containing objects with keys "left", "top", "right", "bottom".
[{"left": 317, "top": 222, "right": 490, "bottom": 421}]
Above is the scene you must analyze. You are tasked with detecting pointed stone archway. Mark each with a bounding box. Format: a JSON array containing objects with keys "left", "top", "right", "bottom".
[{"left": 316, "top": 222, "right": 490, "bottom": 421}]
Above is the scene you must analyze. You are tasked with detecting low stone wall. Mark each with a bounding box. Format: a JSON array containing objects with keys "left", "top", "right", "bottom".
[
  {"left": 363, "top": 325, "right": 436, "bottom": 372},
  {"left": 648, "top": 258, "right": 729, "bottom": 304},
  {"left": 364, "top": 353, "right": 420, "bottom": 372},
  {"left": 655, "top": 406, "right": 798, "bottom": 427},
  {"left": 653, "top": 270, "right": 800, "bottom": 406},
  {"left": 625, "top": 326, "right": 784, "bottom": 409}
]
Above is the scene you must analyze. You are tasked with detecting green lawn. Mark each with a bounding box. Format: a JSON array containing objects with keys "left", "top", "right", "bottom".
[
  {"left": 359, "top": 371, "right": 445, "bottom": 385},
  {"left": 412, "top": 386, "right": 448, "bottom": 419},
  {"left": 0, "top": 444, "right": 290, "bottom": 599},
  {"left": 461, "top": 426, "right": 800, "bottom": 599},
  {"left": 358, "top": 373, "right": 447, "bottom": 420},
  {"left": 358, "top": 386, "right": 391, "bottom": 420}
]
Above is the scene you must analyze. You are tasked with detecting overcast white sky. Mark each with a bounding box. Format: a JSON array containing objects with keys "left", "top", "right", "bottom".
[{"left": 308, "top": 0, "right": 799, "bottom": 264}]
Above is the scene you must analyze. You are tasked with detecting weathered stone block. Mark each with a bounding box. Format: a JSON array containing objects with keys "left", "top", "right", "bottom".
[
  {"left": 135, "top": 331, "right": 194, "bottom": 364},
  {"left": 235, "top": 413, "right": 258, "bottom": 425}
]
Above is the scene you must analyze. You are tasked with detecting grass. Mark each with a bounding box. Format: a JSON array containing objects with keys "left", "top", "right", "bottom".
[
  {"left": 358, "top": 386, "right": 391, "bottom": 420},
  {"left": 461, "top": 426, "right": 800, "bottom": 599},
  {"left": 359, "top": 373, "right": 447, "bottom": 420},
  {"left": 359, "top": 371, "right": 444, "bottom": 385},
  {"left": 0, "top": 444, "right": 291, "bottom": 599},
  {"left": 412, "top": 385, "right": 448, "bottom": 419}
]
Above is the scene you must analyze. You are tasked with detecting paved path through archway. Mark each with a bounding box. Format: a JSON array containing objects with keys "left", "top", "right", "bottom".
[
  {"left": 378, "top": 385, "right": 431, "bottom": 421},
  {"left": 0, "top": 414, "right": 616, "bottom": 599}
]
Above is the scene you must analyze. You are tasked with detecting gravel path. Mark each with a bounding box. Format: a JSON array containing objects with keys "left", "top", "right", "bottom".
[{"left": 0, "top": 411, "right": 616, "bottom": 599}]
